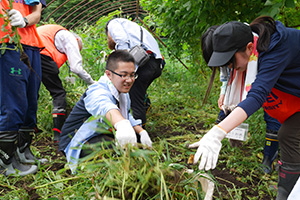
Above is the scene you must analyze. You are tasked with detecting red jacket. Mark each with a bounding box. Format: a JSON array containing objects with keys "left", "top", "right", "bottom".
[{"left": 0, "top": 0, "right": 44, "bottom": 48}]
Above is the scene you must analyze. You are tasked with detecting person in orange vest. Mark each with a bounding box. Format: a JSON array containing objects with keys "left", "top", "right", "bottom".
[
  {"left": 0, "top": 0, "right": 47, "bottom": 176},
  {"left": 37, "top": 24, "right": 95, "bottom": 143}
]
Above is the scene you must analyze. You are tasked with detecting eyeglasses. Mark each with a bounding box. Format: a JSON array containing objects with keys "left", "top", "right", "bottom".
[{"left": 109, "top": 70, "right": 138, "bottom": 80}]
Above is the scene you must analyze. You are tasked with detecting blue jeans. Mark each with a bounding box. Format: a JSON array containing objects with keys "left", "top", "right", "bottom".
[
  {"left": 264, "top": 111, "right": 281, "bottom": 132},
  {"left": 0, "top": 44, "right": 41, "bottom": 131}
]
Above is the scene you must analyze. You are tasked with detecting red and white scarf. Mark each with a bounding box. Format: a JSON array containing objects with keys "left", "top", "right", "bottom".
[{"left": 222, "top": 33, "right": 259, "bottom": 114}]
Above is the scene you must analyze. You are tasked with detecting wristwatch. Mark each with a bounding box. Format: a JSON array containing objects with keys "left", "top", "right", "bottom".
[{"left": 23, "top": 17, "right": 28, "bottom": 27}]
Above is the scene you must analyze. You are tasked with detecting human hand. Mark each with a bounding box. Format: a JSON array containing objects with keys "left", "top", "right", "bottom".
[
  {"left": 188, "top": 125, "right": 227, "bottom": 171},
  {"left": 8, "top": 9, "right": 26, "bottom": 28},
  {"left": 139, "top": 130, "right": 152, "bottom": 148},
  {"left": 218, "top": 94, "right": 225, "bottom": 110},
  {"left": 114, "top": 119, "right": 137, "bottom": 148},
  {"left": 222, "top": 104, "right": 236, "bottom": 115}
]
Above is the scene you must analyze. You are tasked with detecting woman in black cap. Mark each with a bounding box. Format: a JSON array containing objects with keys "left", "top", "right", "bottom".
[
  {"left": 201, "top": 24, "right": 281, "bottom": 175},
  {"left": 190, "top": 16, "right": 300, "bottom": 200}
]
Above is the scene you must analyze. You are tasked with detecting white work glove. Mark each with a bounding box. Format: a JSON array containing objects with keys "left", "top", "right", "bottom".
[
  {"left": 8, "top": 9, "right": 26, "bottom": 28},
  {"left": 139, "top": 130, "right": 152, "bottom": 148},
  {"left": 188, "top": 125, "right": 227, "bottom": 171},
  {"left": 114, "top": 119, "right": 137, "bottom": 148}
]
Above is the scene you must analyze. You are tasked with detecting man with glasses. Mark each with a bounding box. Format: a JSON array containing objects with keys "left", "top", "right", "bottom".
[{"left": 59, "top": 50, "right": 152, "bottom": 173}]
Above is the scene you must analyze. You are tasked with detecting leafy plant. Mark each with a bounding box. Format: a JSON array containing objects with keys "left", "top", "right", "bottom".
[
  {"left": 0, "top": 0, "right": 19, "bottom": 54},
  {"left": 140, "top": 0, "right": 299, "bottom": 74},
  {"left": 0, "top": 0, "right": 35, "bottom": 70}
]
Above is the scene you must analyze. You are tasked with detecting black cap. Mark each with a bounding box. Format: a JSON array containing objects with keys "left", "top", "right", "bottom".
[{"left": 208, "top": 21, "right": 253, "bottom": 67}]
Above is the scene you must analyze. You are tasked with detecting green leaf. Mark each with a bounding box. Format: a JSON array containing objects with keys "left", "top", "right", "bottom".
[
  {"left": 285, "top": 0, "right": 295, "bottom": 8},
  {"left": 169, "top": 163, "right": 186, "bottom": 170},
  {"left": 2, "top": 34, "right": 9, "bottom": 39},
  {"left": 1, "top": 43, "right": 7, "bottom": 55},
  {"left": 1, "top": 24, "right": 6, "bottom": 32},
  {"left": 265, "top": 0, "right": 275, "bottom": 6},
  {"left": 183, "top": 1, "right": 191, "bottom": 10},
  {"left": 270, "top": 3, "right": 282, "bottom": 17}
]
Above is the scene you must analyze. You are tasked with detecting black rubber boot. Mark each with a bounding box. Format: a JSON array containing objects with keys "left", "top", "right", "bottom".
[
  {"left": 53, "top": 112, "right": 66, "bottom": 143},
  {"left": 33, "top": 126, "right": 43, "bottom": 134},
  {"left": 276, "top": 161, "right": 300, "bottom": 200},
  {"left": 261, "top": 131, "right": 279, "bottom": 174},
  {"left": 0, "top": 132, "right": 37, "bottom": 176},
  {"left": 16, "top": 128, "right": 48, "bottom": 164}
]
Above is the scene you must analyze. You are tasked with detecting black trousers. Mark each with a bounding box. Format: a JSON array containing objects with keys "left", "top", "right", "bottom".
[
  {"left": 278, "top": 112, "right": 300, "bottom": 163},
  {"left": 41, "top": 54, "right": 67, "bottom": 112},
  {"left": 129, "top": 57, "right": 163, "bottom": 126}
]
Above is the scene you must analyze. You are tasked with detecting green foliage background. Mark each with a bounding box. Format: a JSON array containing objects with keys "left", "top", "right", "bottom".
[{"left": 140, "top": 0, "right": 300, "bottom": 67}]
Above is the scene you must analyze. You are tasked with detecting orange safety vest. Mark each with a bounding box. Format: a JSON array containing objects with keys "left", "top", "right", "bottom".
[
  {"left": 263, "top": 88, "right": 300, "bottom": 124},
  {"left": 37, "top": 24, "right": 68, "bottom": 68},
  {"left": 0, "top": 0, "right": 44, "bottom": 48}
]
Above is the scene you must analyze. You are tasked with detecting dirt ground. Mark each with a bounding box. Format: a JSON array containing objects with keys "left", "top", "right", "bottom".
[
  {"left": 30, "top": 121, "right": 275, "bottom": 200},
  {"left": 150, "top": 122, "right": 275, "bottom": 199}
]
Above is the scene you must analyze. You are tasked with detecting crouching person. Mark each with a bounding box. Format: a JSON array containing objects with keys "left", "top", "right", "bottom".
[{"left": 58, "top": 50, "right": 153, "bottom": 172}]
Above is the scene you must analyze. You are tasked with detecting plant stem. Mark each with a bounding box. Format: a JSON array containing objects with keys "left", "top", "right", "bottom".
[
  {"left": 0, "top": 46, "right": 17, "bottom": 51},
  {"left": 9, "top": 0, "right": 23, "bottom": 53},
  {"left": 33, "top": 176, "right": 84, "bottom": 189}
]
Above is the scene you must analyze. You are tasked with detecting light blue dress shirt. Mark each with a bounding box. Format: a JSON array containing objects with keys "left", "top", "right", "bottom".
[{"left": 64, "top": 74, "right": 141, "bottom": 172}]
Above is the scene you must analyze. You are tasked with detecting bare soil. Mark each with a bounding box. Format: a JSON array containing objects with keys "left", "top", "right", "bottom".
[{"left": 151, "top": 122, "right": 275, "bottom": 200}]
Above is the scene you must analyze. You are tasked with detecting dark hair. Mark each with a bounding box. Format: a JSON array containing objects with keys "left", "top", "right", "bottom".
[
  {"left": 201, "top": 25, "right": 220, "bottom": 64},
  {"left": 105, "top": 50, "right": 135, "bottom": 71},
  {"left": 250, "top": 16, "right": 276, "bottom": 53},
  {"left": 201, "top": 25, "right": 220, "bottom": 105}
]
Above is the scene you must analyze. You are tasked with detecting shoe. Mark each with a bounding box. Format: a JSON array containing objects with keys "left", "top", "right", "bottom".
[
  {"left": 260, "top": 151, "right": 278, "bottom": 174},
  {"left": 277, "top": 161, "right": 300, "bottom": 199},
  {"left": 17, "top": 130, "right": 48, "bottom": 164},
  {"left": 0, "top": 131, "right": 38, "bottom": 176},
  {"left": 0, "top": 155, "right": 38, "bottom": 176},
  {"left": 53, "top": 112, "right": 66, "bottom": 143},
  {"left": 16, "top": 146, "right": 48, "bottom": 164},
  {"left": 33, "top": 126, "right": 43, "bottom": 134}
]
